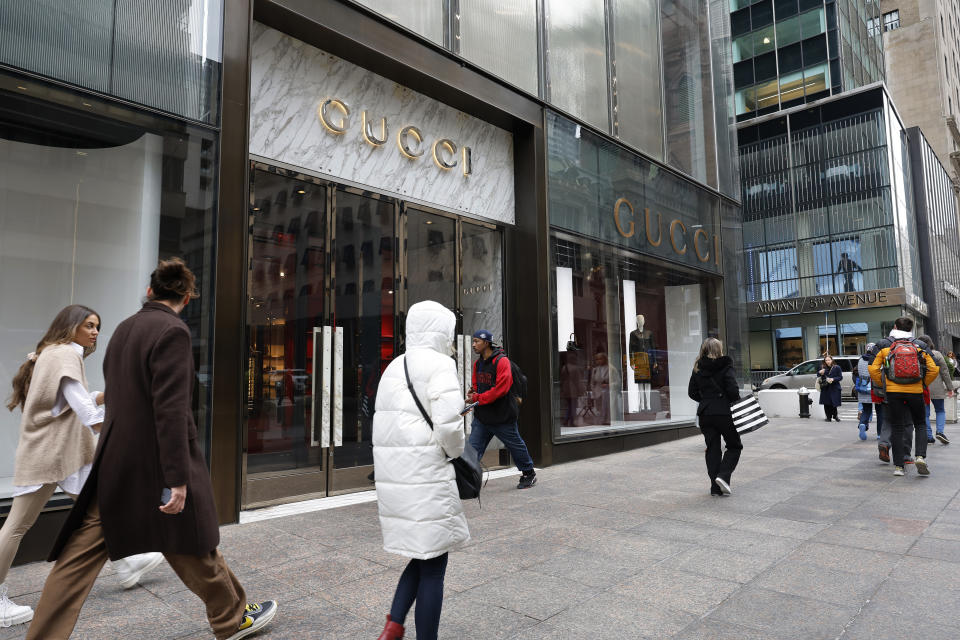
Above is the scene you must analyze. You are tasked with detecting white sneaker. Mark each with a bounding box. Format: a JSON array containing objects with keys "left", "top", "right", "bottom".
[
  {"left": 112, "top": 552, "right": 164, "bottom": 589},
  {"left": 893, "top": 466, "right": 905, "bottom": 476},
  {"left": 915, "top": 456, "right": 930, "bottom": 476},
  {"left": 714, "top": 478, "right": 732, "bottom": 495},
  {"left": 0, "top": 583, "right": 33, "bottom": 627}
]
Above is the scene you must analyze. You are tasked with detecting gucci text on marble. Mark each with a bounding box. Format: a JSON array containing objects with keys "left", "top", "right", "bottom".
[{"left": 318, "top": 98, "right": 473, "bottom": 177}]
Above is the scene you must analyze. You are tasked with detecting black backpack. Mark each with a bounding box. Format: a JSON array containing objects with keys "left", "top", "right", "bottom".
[{"left": 494, "top": 354, "right": 528, "bottom": 406}]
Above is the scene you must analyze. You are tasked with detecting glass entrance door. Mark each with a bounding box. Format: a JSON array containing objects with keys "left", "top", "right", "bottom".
[
  {"left": 328, "top": 188, "right": 397, "bottom": 492},
  {"left": 245, "top": 167, "right": 329, "bottom": 506},
  {"left": 244, "top": 164, "right": 504, "bottom": 507}
]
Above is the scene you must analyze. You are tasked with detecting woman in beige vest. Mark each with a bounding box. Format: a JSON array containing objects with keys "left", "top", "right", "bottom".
[{"left": 1, "top": 305, "right": 163, "bottom": 627}]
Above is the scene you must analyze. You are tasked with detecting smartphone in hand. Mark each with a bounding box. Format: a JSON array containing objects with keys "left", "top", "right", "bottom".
[
  {"left": 459, "top": 402, "right": 479, "bottom": 416},
  {"left": 160, "top": 487, "right": 172, "bottom": 506}
]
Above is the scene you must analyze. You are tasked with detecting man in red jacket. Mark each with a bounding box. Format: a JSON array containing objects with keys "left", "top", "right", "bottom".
[{"left": 466, "top": 330, "right": 536, "bottom": 489}]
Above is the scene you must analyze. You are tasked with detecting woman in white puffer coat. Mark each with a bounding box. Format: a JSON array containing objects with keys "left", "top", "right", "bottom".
[{"left": 374, "top": 300, "right": 470, "bottom": 640}]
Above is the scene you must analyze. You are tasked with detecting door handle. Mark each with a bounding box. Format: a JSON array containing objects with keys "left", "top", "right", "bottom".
[
  {"left": 310, "top": 327, "right": 329, "bottom": 447},
  {"left": 456, "top": 333, "right": 466, "bottom": 396},
  {"left": 333, "top": 326, "right": 344, "bottom": 447}
]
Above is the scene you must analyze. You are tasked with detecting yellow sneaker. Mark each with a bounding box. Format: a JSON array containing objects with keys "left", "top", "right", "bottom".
[{"left": 226, "top": 601, "right": 278, "bottom": 640}]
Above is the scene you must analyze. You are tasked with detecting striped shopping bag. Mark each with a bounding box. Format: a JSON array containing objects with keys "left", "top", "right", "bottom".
[{"left": 731, "top": 395, "right": 768, "bottom": 434}]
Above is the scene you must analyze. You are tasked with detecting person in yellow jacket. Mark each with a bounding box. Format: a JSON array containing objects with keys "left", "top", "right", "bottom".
[{"left": 869, "top": 317, "right": 939, "bottom": 476}]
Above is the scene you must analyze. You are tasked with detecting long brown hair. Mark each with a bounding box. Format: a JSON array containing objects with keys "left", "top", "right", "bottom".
[
  {"left": 6, "top": 304, "right": 100, "bottom": 411},
  {"left": 693, "top": 337, "right": 724, "bottom": 372}
]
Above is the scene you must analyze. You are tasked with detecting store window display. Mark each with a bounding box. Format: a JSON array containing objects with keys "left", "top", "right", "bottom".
[{"left": 552, "top": 233, "right": 722, "bottom": 438}]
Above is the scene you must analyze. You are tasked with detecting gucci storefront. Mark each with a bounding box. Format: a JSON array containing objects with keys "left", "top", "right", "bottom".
[
  {"left": 239, "top": 23, "right": 515, "bottom": 506},
  {"left": 1, "top": 0, "right": 747, "bottom": 540}
]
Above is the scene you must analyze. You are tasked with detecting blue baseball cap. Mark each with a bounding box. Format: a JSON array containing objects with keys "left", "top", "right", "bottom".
[{"left": 472, "top": 329, "right": 494, "bottom": 342}]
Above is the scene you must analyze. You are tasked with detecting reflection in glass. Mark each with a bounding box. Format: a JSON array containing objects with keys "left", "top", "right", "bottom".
[
  {"left": 461, "top": 224, "right": 505, "bottom": 344},
  {"left": 661, "top": 0, "right": 717, "bottom": 185},
  {"left": 0, "top": 0, "right": 223, "bottom": 123},
  {"left": 460, "top": 0, "right": 538, "bottom": 93},
  {"left": 733, "top": 33, "right": 754, "bottom": 62},
  {"left": 803, "top": 63, "right": 830, "bottom": 95},
  {"left": 736, "top": 85, "right": 759, "bottom": 114},
  {"left": 776, "top": 15, "right": 802, "bottom": 47},
  {"left": 545, "top": 0, "right": 609, "bottom": 130},
  {"left": 334, "top": 191, "right": 396, "bottom": 469},
  {"left": 611, "top": 0, "right": 664, "bottom": 158},
  {"left": 753, "top": 26, "right": 777, "bottom": 55},
  {"left": 246, "top": 170, "right": 327, "bottom": 476},
  {"left": 350, "top": 0, "right": 444, "bottom": 44},
  {"left": 778, "top": 70, "right": 805, "bottom": 103},
  {"left": 0, "top": 82, "right": 217, "bottom": 498},
  {"left": 800, "top": 8, "right": 827, "bottom": 38},
  {"left": 406, "top": 210, "right": 456, "bottom": 309},
  {"left": 755, "top": 78, "right": 780, "bottom": 110}
]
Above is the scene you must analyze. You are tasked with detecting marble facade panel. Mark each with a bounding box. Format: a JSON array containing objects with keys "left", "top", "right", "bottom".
[{"left": 250, "top": 23, "right": 516, "bottom": 224}]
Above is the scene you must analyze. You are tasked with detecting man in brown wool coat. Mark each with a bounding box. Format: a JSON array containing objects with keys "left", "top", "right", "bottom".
[{"left": 26, "top": 258, "right": 278, "bottom": 640}]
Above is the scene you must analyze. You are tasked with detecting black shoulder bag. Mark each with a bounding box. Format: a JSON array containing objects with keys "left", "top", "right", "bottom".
[{"left": 403, "top": 356, "right": 483, "bottom": 500}]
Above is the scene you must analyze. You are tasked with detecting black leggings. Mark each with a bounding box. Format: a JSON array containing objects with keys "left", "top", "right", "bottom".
[
  {"left": 823, "top": 404, "right": 839, "bottom": 419},
  {"left": 389, "top": 553, "right": 449, "bottom": 639}
]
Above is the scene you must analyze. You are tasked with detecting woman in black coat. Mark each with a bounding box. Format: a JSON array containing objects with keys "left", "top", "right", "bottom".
[
  {"left": 818, "top": 355, "right": 843, "bottom": 422},
  {"left": 687, "top": 338, "right": 743, "bottom": 496}
]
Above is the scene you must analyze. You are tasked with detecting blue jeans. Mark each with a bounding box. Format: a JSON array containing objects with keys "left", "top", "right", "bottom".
[
  {"left": 926, "top": 398, "right": 946, "bottom": 439},
  {"left": 390, "top": 553, "right": 448, "bottom": 639},
  {"left": 470, "top": 418, "right": 535, "bottom": 472},
  {"left": 859, "top": 402, "right": 873, "bottom": 426}
]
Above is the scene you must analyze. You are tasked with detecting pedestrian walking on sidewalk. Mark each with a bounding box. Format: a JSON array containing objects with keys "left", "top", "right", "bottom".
[
  {"left": 467, "top": 329, "right": 537, "bottom": 489},
  {"left": 918, "top": 335, "right": 953, "bottom": 445},
  {"left": 1, "top": 305, "right": 163, "bottom": 628},
  {"left": 373, "top": 301, "right": 470, "bottom": 640},
  {"left": 869, "top": 317, "right": 939, "bottom": 477},
  {"left": 818, "top": 355, "right": 843, "bottom": 422},
  {"left": 855, "top": 344, "right": 877, "bottom": 441},
  {"left": 25, "top": 259, "right": 276, "bottom": 640},
  {"left": 687, "top": 338, "right": 743, "bottom": 496}
]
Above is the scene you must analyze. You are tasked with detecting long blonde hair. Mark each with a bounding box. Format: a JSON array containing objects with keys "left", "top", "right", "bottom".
[
  {"left": 693, "top": 338, "right": 724, "bottom": 372},
  {"left": 6, "top": 304, "right": 100, "bottom": 411}
]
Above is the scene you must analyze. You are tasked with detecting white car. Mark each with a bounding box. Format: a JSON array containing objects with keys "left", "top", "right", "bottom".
[{"left": 758, "top": 355, "right": 861, "bottom": 399}]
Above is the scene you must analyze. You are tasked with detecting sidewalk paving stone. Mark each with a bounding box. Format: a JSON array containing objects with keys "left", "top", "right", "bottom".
[{"left": 6, "top": 413, "right": 960, "bottom": 638}]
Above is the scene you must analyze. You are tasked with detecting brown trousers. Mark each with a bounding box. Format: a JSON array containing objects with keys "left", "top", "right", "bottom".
[{"left": 26, "top": 496, "right": 246, "bottom": 640}]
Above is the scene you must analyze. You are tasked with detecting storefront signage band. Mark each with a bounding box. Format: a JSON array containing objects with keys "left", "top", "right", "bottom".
[
  {"left": 613, "top": 197, "right": 720, "bottom": 266},
  {"left": 318, "top": 98, "right": 473, "bottom": 177},
  {"left": 748, "top": 287, "right": 907, "bottom": 317}
]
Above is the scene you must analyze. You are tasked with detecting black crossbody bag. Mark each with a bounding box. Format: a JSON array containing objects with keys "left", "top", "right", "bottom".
[{"left": 403, "top": 356, "right": 483, "bottom": 500}]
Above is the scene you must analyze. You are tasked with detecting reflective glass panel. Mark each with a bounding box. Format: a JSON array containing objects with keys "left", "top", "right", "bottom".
[
  {"left": 776, "top": 15, "right": 803, "bottom": 46},
  {"left": 779, "top": 70, "right": 805, "bottom": 104},
  {"left": 733, "top": 33, "right": 755, "bottom": 62},
  {"left": 460, "top": 0, "right": 538, "bottom": 94},
  {"left": 545, "top": 0, "right": 609, "bottom": 130},
  {"left": 800, "top": 7, "right": 827, "bottom": 38},
  {"left": 661, "top": 0, "right": 717, "bottom": 185},
  {"left": 736, "top": 85, "right": 759, "bottom": 114},
  {"left": 0, "top": 76, "right": 218, "bottom": 498},
  {"left": 351, "top": 0, "right": 444, "bottom": 44},
  {"left": 611, "top": 0, "right": 664, "bottom": 158},
  {"left": 0, "top": 0, "right": 223, "bottom": 123},
  {"left": 754, "top": 26, "right": 777, "bottom": 55},
  {"left": 803, "top": 62, "right": 830, "bottom": 95},
  {"left": 756, "top": 78, "right": 781, "bottom": 110}
]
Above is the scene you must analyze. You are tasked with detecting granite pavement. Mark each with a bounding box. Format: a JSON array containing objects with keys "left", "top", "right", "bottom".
[{"left": 4, "top": 410, "right": 960, "bottom": 639}]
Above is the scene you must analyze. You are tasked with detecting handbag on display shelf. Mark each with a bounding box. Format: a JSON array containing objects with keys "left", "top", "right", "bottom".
[
  {"left": 403, "top": 356, "right": 483, "bottom": 500},
  {"left": 566, "top": 333, "right": 580, "bottom": 352}
]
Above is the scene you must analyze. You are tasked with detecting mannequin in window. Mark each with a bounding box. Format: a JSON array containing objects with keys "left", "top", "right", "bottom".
[{"left": 629, "top": 314, "right": 657, "bottom": 411}]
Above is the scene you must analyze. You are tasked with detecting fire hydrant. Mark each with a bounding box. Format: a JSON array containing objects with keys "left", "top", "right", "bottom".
[{"left": 798, "top": 386, "right": 813, "bottom": 418}]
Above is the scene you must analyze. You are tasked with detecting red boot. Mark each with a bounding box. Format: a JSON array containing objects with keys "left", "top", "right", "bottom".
[{"left": 377, "top": 615, "right": 405, "bottom": 639}]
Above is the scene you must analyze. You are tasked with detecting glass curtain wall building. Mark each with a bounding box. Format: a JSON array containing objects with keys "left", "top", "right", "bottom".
[
  {"left": 743, "top": 87, "right": 927, "bottom": 371},
  {"left": 731, "top": 0, "right": 884, "bottom": 120},
  {"left": 350, "top": 0, "right": 740, "bottom": 196},
  {"left": 909, "top": 127, "right": 960, "bottom": 353}
]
